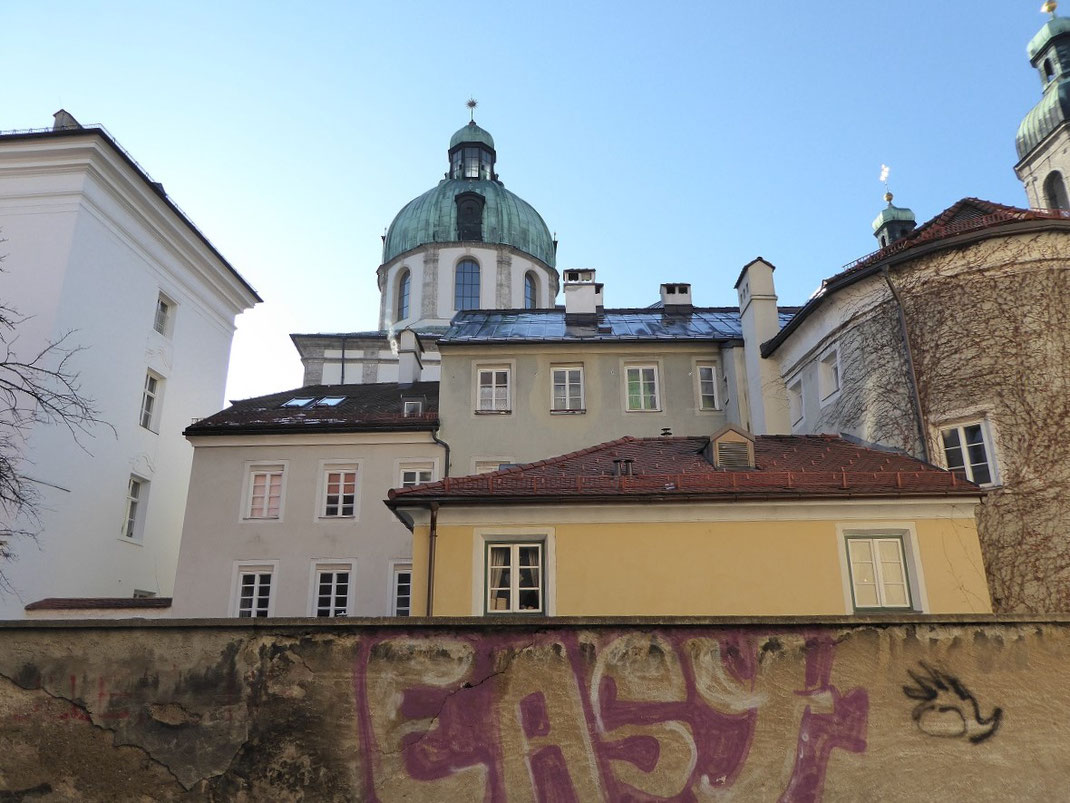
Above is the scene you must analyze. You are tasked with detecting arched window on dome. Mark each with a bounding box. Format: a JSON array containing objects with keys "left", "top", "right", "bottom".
[
  {"left": 455, "top": 259, "right": 480, "bottom": 311},
  {"left": 524, "top": 272, "right": 538, "bottom": 309},
  {"left": 1044, "top": 171, "right": 1069, "bottom": 210},
  {"left": 396, "top": 270, "right": 411, "bottom": 322}
]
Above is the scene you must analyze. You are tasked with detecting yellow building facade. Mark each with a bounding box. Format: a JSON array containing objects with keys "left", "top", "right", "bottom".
[{"left": 389, "top": 432, "right": 992, "bottom": 617}]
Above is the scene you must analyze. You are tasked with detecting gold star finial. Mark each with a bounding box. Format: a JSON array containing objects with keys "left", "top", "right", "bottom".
[{"left": 466, "top": 98, "right": 478, "bottom": 122}]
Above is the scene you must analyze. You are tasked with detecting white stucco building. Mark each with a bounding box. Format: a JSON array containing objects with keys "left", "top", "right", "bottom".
[{"left": 0, "top": 111, "right": 259, "bottom": 617}]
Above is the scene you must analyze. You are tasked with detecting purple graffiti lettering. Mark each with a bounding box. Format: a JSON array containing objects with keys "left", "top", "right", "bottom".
[
  {"left": 529, "top": 745, "right": 580, "bottom": 803},
  {"left": 520, "top": 692, "right": 551, "bottom": 739},
  {"left": 779, "top": 638, "right": 868, "bottom": 803},
  {"left": 602, "top": 734, "right": 660, "bottom": 773},
  {"left": 596, "top": 639, "right": 758, "bottom": 799}
]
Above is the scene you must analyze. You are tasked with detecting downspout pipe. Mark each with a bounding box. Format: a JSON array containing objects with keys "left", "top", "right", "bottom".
[
  {"left": 881, "top": 267, "right": 930, "bottom": 462},
  {"left": 431, "top": 428, "right": 451, "bottom": 477},
  {"left": 426, "top": 503, "right": 439, "bottom": 617}
]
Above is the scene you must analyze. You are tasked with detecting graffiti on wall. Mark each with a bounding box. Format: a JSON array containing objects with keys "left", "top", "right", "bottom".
[
  {"left": 354, "top": 631, "right": 868, "bottom": 801},
  {"left": 903, "top": 661, "right": 1002, "bottom": 744}
]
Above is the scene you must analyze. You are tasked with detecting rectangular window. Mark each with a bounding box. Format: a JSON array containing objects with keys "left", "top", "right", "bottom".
[
  {"left": 236, "top": 568, "right": 273, "bottom": 617},
  {"left": 122, "top": 476, "right": 146, "bottom": 540},
  {"left": 322, "top": 468, "right": 358, "bottom": 518},
  {"left": 696, "top": 362, "right": 718, "bottom": 410},
  {"left": 400, "top": 465, "right": 434, "bottom": 488},
  {"left": 625, "top": 365, "right": 659, "bottom": 411},
  {"left": 140, "top": 372, "right": 162, "bottom": 430},
  {"left": 392, "top": 564, "right": 412, "bottom": 616},
  {"left": 846, "top": 535, "right": 911, "bottom": 610},
  {"left": 819, "top": 348, "right": 841, "bottom": 402},
  {"left": 313, "top": 566, "right": 351, "bottom": 617},
  {"left": 246, "top": 466, "right": 283, "bottom": 519},
  {"left": 153, "top": 294, "right": 173, "bottom": 336},
  {"left": 403, "top": 399, "right": 423, "bottom": 417},
  {"left": 551, "top": 366, "right": 584, "bottom": 412},
  {"left": 789, "top": 379, "right": 803, "bottom": 426},
  {"left": 474, "top": 460, "right": 508, "bottom": 474},
  {"left": 486, "top": 542, "right": 544, "bottom": 614},
  {"left": 477, "top": 367, "right": 511, "bottom": 412},
  {"left": 940, "top": 422, "right": 995, "bottom": 485}
]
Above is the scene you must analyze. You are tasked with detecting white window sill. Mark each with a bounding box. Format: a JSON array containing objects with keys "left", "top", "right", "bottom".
[
  {"left": 117, "top": 537, "right": 144, "bottom": 547},
  {"left": 550, "top": 409, "right": 586, "bottom": 415},
  {"left": 475, "top": 409, "right": 512, "bottom": 415},
  {"left": 625, "top": 408, "right": 662, "bottom": 413},
  {"left": 318, "top": 515, "right": 358, "bottom": 521},
  {"left": 820, "top": 390, "right": 841, "bottom": 408}
]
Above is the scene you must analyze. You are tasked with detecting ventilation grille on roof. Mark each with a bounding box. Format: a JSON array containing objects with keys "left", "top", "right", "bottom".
[{"left": 715, "top": 440, "right": 753, "bottom": 469}]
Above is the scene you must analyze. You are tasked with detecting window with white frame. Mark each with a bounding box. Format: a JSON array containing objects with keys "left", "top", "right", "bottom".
[
  {"left": 312, "top": 564, "right": 352, "bottom": 617},
  {"left": 940, "top": 421, "right": 996, "bottom": 486},
  {"left": 845, "top": 533, "right": 912, "bottom": 610},
  {"left": 140, "top": 371, "right": 163, "bottom": 430},
  {"left": 403, "top": 399, "right": 423, "bottom": 417},
  {"left": 788, "top": 379, "right": 803, "bottom": 426},
  {"left": 486, "top": 541, "right": 544, "bottom": 614},
  {"left": 392, "top": 564, "right": 412, "bottom": 616},
  {"left": 322, "top": 467, "right": 358, "bottom": 518},
  {"left": 551, "top": 366, "right": 584, "bottom": 412},
  {"left": 236, "top": 566, "right": 274, "bottom": 617},
  {"left": 153, "top": 293, "right": 174, "bottom": 336},
  {"left": 819, "top": 348, "right": 841, "bottom": 402},
  {"left": 399, "top": 464, "right": 434, "bottom": 488},
  {"left": 122, "top": 475, "right": 147, "bottom": 540},
  {"left": 625, "top": 365, "right": 659, "bottom": 411},
  {"left": 477, "top": 367, "right": 511, "bottom": 413},
  {"left": 246, "top": 466, "right": 284, "bottom": 519},
  {"left": 696, "top": 361, "right": 718, "bottom": 410}
]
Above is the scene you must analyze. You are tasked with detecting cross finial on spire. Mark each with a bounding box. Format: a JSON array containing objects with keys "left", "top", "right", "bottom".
[{"left": 466, "top": 98, "right": 478, "bottom": 122}]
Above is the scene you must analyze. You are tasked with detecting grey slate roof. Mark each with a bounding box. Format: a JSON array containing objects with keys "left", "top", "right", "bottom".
[
  {"left": 439, "top": 307, "right": 800, "bottom": 344},
  {"left": 185, "top": 382, "right": 440, "bottom": 436}
]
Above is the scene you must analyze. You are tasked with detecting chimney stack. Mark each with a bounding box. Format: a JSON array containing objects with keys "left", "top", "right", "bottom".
[
  {"left": 396, "top": 328, "right": 423, "bottom": 386},
  {"left": 659, "top": 282, "right": 692, "bottom": 312},
  {"left": 563, "top": 269, "right": 603, "bottom": 323}
]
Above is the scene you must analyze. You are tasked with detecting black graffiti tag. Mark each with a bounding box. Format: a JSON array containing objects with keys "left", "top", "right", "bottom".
[{"left": 903, "top": 662, "right": 1002, "bottom": 744}]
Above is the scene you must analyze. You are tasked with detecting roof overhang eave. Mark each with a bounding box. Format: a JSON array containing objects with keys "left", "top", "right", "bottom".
[{"left": 761, "top": 216, "right": 1070, "bottom": 358}]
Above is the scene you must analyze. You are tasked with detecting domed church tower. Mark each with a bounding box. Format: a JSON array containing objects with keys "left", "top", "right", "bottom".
[
  {"left": 377, "top": 116, "right": 559, "bottom": 331},
  {"left": 1016, "top": 1, "right": 1070, "bottom": 209},
  {"left": 291, "top": 113, "right": 559, "bottom": 386}
]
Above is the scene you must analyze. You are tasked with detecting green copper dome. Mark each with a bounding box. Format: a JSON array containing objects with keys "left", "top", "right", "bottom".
[
  {"left": 1017, "top": 80, "right": 1070, "bottom": 158},
  {"left": 382, "top": 123, "right": 555, "bottom": 267},
  {"left": 871, "top": 201, "right": 916, "bottom": 232},
  {"left": 383, "top": 180, "right": 556, "bottom": 267},
  {"left": 450, "top": 121, "right": 495, "bottom": 150},
  {"left": 1028, "top": 16, "right": 1070, "bottom": 61}
]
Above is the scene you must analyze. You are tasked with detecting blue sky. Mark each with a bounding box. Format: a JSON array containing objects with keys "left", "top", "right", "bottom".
[{"left": 2, "top": 2, "right": 1051, "bottom": 401}]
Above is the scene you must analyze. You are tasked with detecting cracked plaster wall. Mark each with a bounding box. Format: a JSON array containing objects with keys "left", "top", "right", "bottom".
[{"left": 0, "top": 618, "right": 1067, "bottom": 801}]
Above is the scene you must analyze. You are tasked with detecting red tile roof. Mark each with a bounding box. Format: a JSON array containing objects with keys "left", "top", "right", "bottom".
[
  {"left": 762, "top": 198, "right": 1070, "bottom": 357},
  {"left": 25, "top": 597, "right": 173, "bottom": 610},
  {"left": 387, "top": 434, "right": 979, "bottom": 505}
]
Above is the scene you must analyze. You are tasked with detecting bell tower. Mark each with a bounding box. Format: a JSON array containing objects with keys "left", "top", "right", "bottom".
[{"left": 1015, "top": 1, "right": 1070, "bottom": 209}]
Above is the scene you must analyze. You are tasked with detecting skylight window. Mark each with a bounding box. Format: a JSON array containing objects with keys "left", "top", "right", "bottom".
[
  {"left": 313, "top": 397, "right": 346, "bottom": 407},
  {"left": 281, "top": 398, "right": 314, "bottom": 408}
]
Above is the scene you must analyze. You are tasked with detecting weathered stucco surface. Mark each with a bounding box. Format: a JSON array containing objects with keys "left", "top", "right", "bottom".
[{"left": 0, "top": 616, "right": 1066, "bottom": 800}]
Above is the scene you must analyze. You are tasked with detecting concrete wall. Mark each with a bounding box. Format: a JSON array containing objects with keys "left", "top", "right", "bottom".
[
  {"left": 0, "top": 616, "right": 1068, "bottom": 800},
  {"left": 438, "top": 342, "right": 734, "bottom": 474}
]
